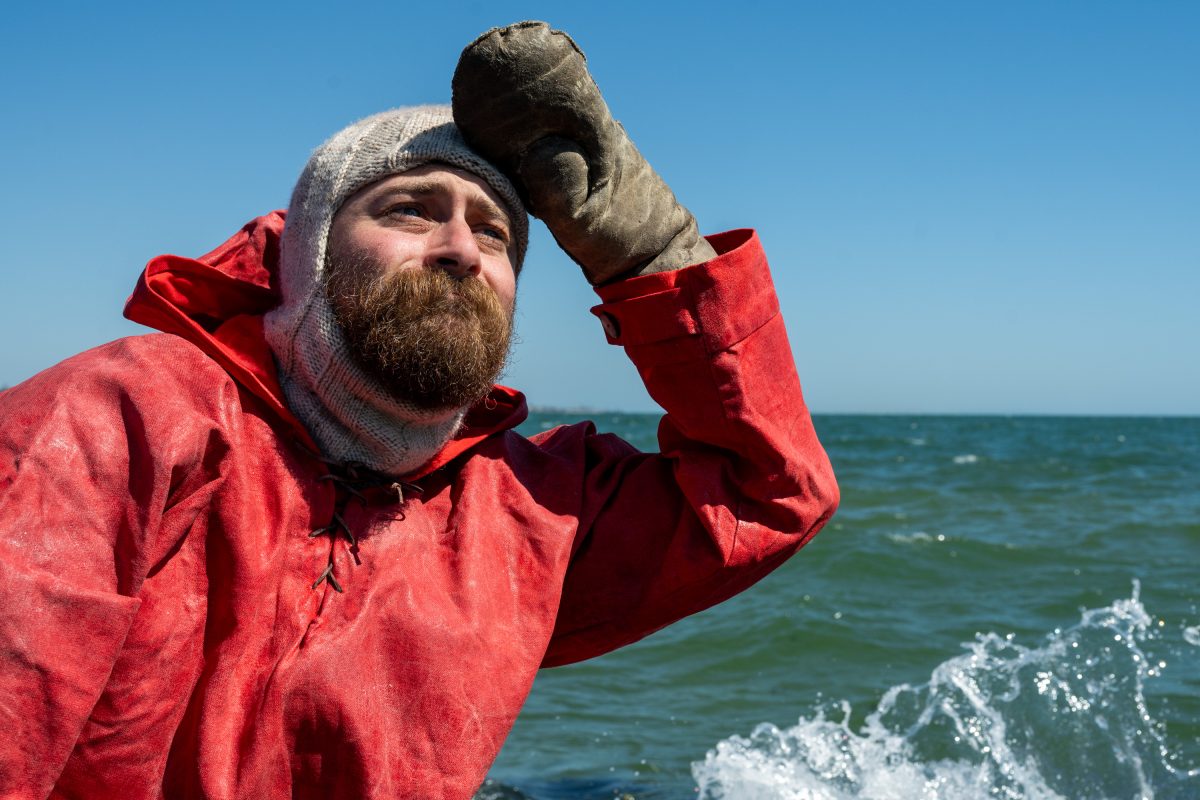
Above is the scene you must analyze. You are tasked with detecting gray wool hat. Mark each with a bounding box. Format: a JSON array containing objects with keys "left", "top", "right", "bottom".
[
  {"left": 263, "top": 105, "right": 528, "bottom": 475},
  {"left": 281, "top": 104, "right": 528, "bottom": 298}
]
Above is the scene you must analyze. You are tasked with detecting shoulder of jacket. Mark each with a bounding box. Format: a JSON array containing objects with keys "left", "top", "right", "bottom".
[
  {"left": 519, "top": 419, "right": 638, "bottom": 463},
  {"left": 2, "top": 334, "right": 244, "bottom": 472},
  {"left": 85, "top": 333, "right": 228, "bottom": 373},
  {"left": 97, "top": 332, "right": 220, "bottom": 361},
  {"left": 42, "top": 334, "right": 240, "bottom": 413}
]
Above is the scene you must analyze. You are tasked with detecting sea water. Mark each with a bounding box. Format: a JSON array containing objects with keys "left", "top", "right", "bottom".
[{"left": 480, "top": 414, "right": 1199, "bottom": 799}]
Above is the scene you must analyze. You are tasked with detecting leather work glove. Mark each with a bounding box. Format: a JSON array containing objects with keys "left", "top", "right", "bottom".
[{"left": 452, "top": 21, "right": 718, "bottom": 285}]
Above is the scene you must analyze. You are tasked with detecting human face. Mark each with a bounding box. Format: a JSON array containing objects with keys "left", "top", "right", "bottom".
[
  {"left": 327, "top": 164, "right": 517, "bottom": 313},
  {"left": 322, "top": 165, "right": 517, "bottom": 412}
]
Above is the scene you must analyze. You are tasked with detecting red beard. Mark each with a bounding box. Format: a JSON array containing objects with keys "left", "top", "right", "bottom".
[{"left": 324, "top": 252, "right": 512, "bottom": 411}]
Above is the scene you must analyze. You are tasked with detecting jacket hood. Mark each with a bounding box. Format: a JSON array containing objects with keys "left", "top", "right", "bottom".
[{"left": 123, "top": 211, "right": 528, "bottom": 479}]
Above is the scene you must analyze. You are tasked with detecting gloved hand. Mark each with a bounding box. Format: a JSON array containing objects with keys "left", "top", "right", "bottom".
[{"left": 452, "top": 21, "right": 717, "bottom": 285}]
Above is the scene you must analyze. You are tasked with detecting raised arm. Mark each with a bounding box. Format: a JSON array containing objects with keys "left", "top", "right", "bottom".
[{"left": 452, "top": 22, "right": 839, "bottom": 666}]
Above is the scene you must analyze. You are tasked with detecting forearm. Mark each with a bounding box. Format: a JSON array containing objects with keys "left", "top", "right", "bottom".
[
  {"left": 594, "top": 229, "right": 837, "bottom": 525},
  {"left": 543, "top": 231, "right": 838, "bottom": 666}
]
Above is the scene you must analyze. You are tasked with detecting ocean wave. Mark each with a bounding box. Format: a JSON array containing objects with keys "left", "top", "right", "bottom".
[{"left": 692, "top": 583, "right": 1197, "bottom": 799}]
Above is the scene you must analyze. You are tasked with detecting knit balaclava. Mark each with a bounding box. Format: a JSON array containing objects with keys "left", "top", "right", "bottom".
[{"left": 263, "top": 105, "right": 529, "bottom": 476}]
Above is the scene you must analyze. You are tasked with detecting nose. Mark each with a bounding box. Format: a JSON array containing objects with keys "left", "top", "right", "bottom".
[{"left": 424, "top": 216, "right": 482, "bottom": 279}]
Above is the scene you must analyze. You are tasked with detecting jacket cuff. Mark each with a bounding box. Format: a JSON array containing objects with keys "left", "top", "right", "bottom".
[{"left": 589, "top": 229, "right": 779, "bottom": 362}]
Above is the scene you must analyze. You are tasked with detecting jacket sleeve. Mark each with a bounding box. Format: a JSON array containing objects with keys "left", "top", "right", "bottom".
[
  {"left": 0, "top": 337, "right": 229, "bottom": 797},
  {"left": 541, "top": 229, "right": 839, "bottom": 667}
]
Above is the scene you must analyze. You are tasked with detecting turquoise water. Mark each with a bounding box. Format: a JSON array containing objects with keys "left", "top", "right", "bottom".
[{"left": 482, "top": 414, "right": 1200, "bottom": 799}]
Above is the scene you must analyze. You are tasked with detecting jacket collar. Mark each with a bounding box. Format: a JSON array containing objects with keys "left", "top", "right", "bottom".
[{"left": 123, "top": 211, "right": 528, "bottom": 479}]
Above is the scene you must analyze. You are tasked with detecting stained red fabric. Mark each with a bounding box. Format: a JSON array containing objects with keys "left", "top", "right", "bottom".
[{"left": 0, "top": 214, "right": 838, "bottom": 799}]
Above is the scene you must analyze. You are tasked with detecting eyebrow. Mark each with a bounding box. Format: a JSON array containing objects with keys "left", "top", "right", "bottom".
[{"left": 373, "top": 180, "right": 511, "bottom": 227}]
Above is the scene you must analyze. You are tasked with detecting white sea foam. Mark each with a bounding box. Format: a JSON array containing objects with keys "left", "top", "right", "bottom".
[
  {"left": 952, "top": 454, "right": 978, "bottom": 465},
  {"left": 693, "top": 583, "right": 1195, "bottom": 799},
  {"left": 885, "top": 531, "right": 946, "bottom": 545}
]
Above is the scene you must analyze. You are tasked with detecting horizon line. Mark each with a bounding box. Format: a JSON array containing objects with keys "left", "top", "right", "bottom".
[{"left": 525, "top": 406, "right": 1200, "bottom": 420}]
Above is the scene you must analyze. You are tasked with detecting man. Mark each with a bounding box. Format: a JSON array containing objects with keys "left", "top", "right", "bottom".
[{"left": 0, "top": 22, "right": 837, "bottom": 800}]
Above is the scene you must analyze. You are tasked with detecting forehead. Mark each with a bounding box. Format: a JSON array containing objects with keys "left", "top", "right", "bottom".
[{"left": 345, "top": 163, "right": 511, "bottom": 218}]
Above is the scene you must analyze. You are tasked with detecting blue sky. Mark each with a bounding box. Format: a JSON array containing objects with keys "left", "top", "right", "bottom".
[{"left": 2, "top": 1, "right": 1196, "bottom": 415}]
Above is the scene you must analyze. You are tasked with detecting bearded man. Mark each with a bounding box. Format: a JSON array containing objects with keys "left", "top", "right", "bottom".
[{"left": 0, "top": 22, "right": 837, "bottom": 800}]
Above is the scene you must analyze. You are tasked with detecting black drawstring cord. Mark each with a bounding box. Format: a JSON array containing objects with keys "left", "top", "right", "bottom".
[
  {"left": 306, "top": 456, "right": 423, "bottom": 590},
  {"left": 310, "top": 510, "right": 356, "bottom": 547},
  {"left": 311, "top": 559, "right": 344, "bottom": 593},
  {"left": 317, "top": 473, "right": 368, "bottom": 503}
]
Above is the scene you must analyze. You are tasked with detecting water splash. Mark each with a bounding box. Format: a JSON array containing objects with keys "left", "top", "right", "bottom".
[
  {"left": 1183, "top": 626, "right": 1200, "bottom": 648},
  {"left": 693, "top": 583, "right": 1196, "bottom": 799}
]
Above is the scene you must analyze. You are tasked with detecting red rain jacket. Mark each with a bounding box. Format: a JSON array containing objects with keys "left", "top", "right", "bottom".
[{"left": 0, "top": 212, "right": 838, "bottom": 800}]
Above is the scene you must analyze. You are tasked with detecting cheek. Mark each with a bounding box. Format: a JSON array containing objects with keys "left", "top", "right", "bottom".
[
  {"left": 330, "top": 223, "right": 423, "bottom": 270},
  {"left": 487, "top": 272, "right": 517, "bottom": 313}
]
